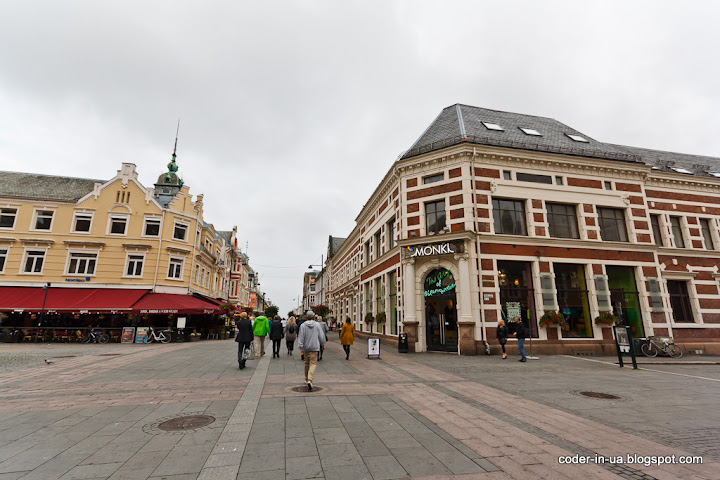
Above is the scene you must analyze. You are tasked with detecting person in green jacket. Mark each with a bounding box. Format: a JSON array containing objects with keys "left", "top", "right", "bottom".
[{"left": 252, "top": 315, "right": 270, "bottom": 358}]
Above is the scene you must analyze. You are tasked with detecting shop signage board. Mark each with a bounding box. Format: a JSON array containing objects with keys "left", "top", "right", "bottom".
[
  {"left": 135, "top": 327, "right": 149, "bottom": 344},
  {"left": 367, "top": 338, "right": 381, "bottom": 359},
  {"left": 249, "top": 293, "right": 257, "bottom": 308},
  {"left": 121, "top": 327, "right": 135, "bottom": 344},
  {"left": 424, "top": 268, "right": 456, "bottom": 297},
  {"left": 404, "top": 240, "right": 464, "bottom": 258},
  {"left": 613, "top": 325, "right": 637, "bottom": 369},
  {"left": 505, "top": 302, "right": 521, "bottom": 320},
  {"left": 177, "top": 317, "right": 186, "bottom": 329}
]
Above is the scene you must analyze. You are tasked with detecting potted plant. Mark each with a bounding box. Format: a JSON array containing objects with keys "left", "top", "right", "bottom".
[
  {"left": 539, "top": 311, "right": 568, "bottom": 330},
  {"left": 188, "top": 329, "right": 201, "bottom": 342},
  {"left": 594, "top": 312, "right": 617, "bottom": 326},
  {"left": 375, "top": 312, "right": 386, "bottom": 324},
  {"left": 364, "top": 312, "right": 374, "bottom": 324}
]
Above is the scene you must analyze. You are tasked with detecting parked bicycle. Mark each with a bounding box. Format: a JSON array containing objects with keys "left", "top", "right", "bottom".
[
  {"left": 147, "top": 327, "right": 172, "bottom": 344},
  {"left": 83, "top": 329, "right": 110, "bottom": 344},
  {"left": 640, "top": 336, "right": 683, "bottom": 358}
]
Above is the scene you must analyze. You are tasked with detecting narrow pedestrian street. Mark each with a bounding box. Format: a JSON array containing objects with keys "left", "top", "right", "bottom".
[{"left": 0, "top": 339, "right": 718, "bottom": 479}]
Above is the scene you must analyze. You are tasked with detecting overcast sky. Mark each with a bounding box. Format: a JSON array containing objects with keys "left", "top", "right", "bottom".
[{"left": 1, "top": 1, "right": 719, "bottom": 316}]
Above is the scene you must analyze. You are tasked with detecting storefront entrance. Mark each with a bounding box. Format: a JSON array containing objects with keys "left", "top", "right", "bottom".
[{"left": 424, "top": 268, "right": 458, "bottom": 352}]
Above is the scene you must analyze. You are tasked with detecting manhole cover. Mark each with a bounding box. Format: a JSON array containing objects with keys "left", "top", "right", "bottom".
[
  {"left": 579, "top": 391, "right": 621, "bottom": 400},
  {"left": 287, "top": 385, "right": 327, "bottom": 394},
  {"left": 158, "top": 415, "right": 215, "bottom": 431}
]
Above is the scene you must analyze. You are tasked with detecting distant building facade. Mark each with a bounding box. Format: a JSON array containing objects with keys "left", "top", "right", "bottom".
[{"left": 327, "top": 104, "right": 720, "bottom": 355}]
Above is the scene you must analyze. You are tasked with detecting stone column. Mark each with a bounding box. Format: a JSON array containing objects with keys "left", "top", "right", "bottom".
[
  {"left": 455, "top": 252, "right": 476, "bottom": 355},
  {"left": 402, "top": 258, "right": 418, "bottom": 352}
]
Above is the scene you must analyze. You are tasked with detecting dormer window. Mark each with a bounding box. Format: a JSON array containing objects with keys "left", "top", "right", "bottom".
[
  {"left": 566, "top": 134, "right": 589, "bottom": 143},
  {"left": 520, "top": 128, "right": 541, "bottom": 136},
  {"left": 482, "top": 122, "right": 504, "bottom": 131}
]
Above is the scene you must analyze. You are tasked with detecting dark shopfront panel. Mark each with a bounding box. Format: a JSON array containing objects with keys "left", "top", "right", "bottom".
[
  {"left": 497, "top": 261, "right": 538, "bottom": 338},
  {"left": 607, "top": 266, "right": 644, "bottom": 337},
  {"left": 554, "top": 263, "right": 593, "bottom": 338}
]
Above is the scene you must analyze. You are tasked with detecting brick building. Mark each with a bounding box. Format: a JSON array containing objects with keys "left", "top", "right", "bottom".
[{"left": 326, "top": 104, "right": 720, "bottom": 355}]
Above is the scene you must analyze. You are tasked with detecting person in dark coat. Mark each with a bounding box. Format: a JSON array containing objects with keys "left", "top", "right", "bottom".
[
  {"left": 496, "top": 319, "right": 508, "bottom": 359},
  {"left": 235, "top": 312, "right": 254, "bottom": 369},
  {"left": 269, "top": 315, "right": 284, "bottom": 358},
  {"left": 512, "top": 316, "right": 527, "bottom": 362}
]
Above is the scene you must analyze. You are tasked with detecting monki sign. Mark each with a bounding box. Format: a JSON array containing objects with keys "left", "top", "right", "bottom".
[{"left": 406, "top": 242, "right": 456, "bottom": 258}]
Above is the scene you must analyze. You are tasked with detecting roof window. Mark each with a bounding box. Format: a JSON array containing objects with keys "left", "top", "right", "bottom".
[
  {"left": 670, "top": 167, "right": 693, "bottom": 174},
  {"left": 709, "top": 173, "right": 720, "bottom": 177},
  {"left": 482, "top": 122, "right": 504, "bottom": 131},
  {"left": 520, "top": 128, "right": 541, "bottom": 136},
  {"left": 566, "top": 134, "right": 589, "bottom": 143}
]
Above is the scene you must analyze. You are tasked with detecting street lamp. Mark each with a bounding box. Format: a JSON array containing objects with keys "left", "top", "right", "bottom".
[{"left": 34, "top": 282, "right": 50, "bottom": 343}]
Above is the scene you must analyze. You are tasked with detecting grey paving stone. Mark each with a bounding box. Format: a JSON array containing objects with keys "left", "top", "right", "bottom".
[
  {"left": 236, "top": 469, "right": 285, "bottom": 480},
  {"left": 322, "top": 463, "right": 372, "bottom": 480},
  {"left": 285, "top": 426, "right": 314, "bottom": 439},
  {"left": 151, "top": 444, "right": 213, "bottom": 476},
  {"left": 237, "top": 441, "right": 284, "bottom": 473},
  {"left": 13, "top": 453, "right": 87, "bottom": 480},
  {"left": 433, "top": 450, "right": 485, "bottom": 474},
  {"left": 363, "top": 455, "right": 409, "bottom": 480},
  {"left": 313, "top": 427, "right": 352, "bottom": 445},
  {"left": 391, "top": 447, "right": 452, "bottom": 477},
  {"left": 247, "top": 422, "right": 285, "bottom": 443},
  {"left": 59, "top": 462, "right": 125, "bottom": 479},
  {"left": 413, "top": 432, "right": 456, "bottom": 452},
  {"left": 121, "top": 450, "right": 169, "bottom": 470},
  {"left": 0, "top": 472, "right": 28, "bottom": 480},
  {"left": 350, "top": 435, "right": 391, "bottom": 457},
  {"left": 0, "top": 446, "right": 68, "bottom": 473},
  {"left": 375, "top": 430, "right": 422, "bottom": 449},
  {"left": 286, "top": 436, "right": 319, "bottom": 458},
  {"left": 341, "top": 421, "right": 375, "bottom": 438},
  {"left": 285, "top": 456, "right": 323, "bottom": 480},
  {"left": 195, "top": 465, "right": 238, "bottom": 480},
  {"left": 140, "top": 435, "right": 182, "bottom": 453},
  {"left": 317, "top": 443, "right": 363, "bottom": 468},
  {"left": 107, "top": 467, "right": 155, "bottom": 480},
  {"left": 81, "top": 441, "right": 144, "bottom": 465}
]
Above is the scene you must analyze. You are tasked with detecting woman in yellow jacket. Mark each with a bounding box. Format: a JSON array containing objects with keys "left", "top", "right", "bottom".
[{"left": 340, "top": 317, "right": 355, "bottom": 360}]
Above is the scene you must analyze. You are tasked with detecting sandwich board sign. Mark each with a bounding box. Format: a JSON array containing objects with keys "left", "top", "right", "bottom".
[{"left": 367, "top": 338, "right": 381, "bottom": 359}]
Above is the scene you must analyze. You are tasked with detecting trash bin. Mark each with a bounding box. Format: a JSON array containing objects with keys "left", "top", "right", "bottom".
[{"left": 398, "top": 332, "right": 409, "bottom": 353}]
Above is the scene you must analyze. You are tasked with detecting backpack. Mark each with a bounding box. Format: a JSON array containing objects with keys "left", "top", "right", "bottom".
[{"left": 288, "top": 325, "right": 295, "bottom": 334}]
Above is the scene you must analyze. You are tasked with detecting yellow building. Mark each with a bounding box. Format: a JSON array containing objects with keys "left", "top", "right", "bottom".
[{"left": 0, "top": 155, "right": 233, "bottom": 337}]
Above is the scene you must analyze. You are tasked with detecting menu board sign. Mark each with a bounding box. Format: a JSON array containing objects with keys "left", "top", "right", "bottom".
[
  {"left": 135, "top": 327, "right": 149, "bottom": 344},
  {"left": 121, "top": 327, "right": 135, "bottom": 344}
]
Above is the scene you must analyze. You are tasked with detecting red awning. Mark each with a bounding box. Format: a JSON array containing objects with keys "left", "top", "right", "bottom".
[
  {"left": 131, "top": 293, "right": 220, "bottom": 315},
  {"left": 0, "top": 287, "right": 149, "bottom": 312}
]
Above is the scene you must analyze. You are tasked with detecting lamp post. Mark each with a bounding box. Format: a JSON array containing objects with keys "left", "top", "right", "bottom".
[{"left": 34, "top": 282, "right": 50, "bottom": 343}]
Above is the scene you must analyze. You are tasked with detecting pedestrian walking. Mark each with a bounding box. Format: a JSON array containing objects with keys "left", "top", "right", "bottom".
[
  {"left": 512, "top": 316, "right": 527, "bottom": 362},
  {"left": 298, "top": 311, "right": 326, "bottom": 391},
  {"left": 252, "top": 315, "right": 270, "bottom": 358},
  {"left": 497, "top": 318, "right": 508, "bottom": 359},
  {"left": 340, "top": 317, "right": 355, "bottom": 360},
  {"left": 285, "top": 316, "right": 297, "bottom": 355},
  {"left": 317, "top": 316, "right": 329, "bottom": 360},
  {"left": 235, "top": 312, "right": 254, "bottom": 369},
  {"left": 270, "top": 315, "right": 284, "bottom": 358}
]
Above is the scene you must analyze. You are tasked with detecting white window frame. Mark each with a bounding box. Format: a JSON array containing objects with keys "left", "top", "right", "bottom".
[
  {"left": 65, "top": 250, "right": 99, "bottom": 276},
  {"left": 20, "top": 248, "right": 47, "bottom": 275},
  {"left": 71, "top": 212, "right": 94, "bottom": 234},
  {"left": 123, "top": 252, "right": 146, "bottom": 278},
  {"left": 0, "top": 208, "right": 18, "bottom": 230},
  {"left": 167, "top": 256, "right": 185, "bottom": 280},
  {"left": 143, "top": 216, "right": 162, "bottom": 237},
  {"left": 0, "top": 247, "right": 7, "bottom": 273},
  {"left": 31, "top": 209, "right": 55, "bottom": 232},
  {"left": 173, "top": 221, "right": 189, "bottom": 241},
  {"left": 107, "top": 214, "right": 129, "bottom": 236}
]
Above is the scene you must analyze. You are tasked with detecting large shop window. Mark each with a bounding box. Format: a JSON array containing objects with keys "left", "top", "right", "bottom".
[
  {"left": 492, "top": 199, "right": 527, "bottom": 235},
  {"left": 497, "top": 261, "right": 538, "bottom": 338},
  {"left": 554, "top": 263, "right": 593, "bottom": 338},
  {"left": 547, "top": 203, "right": 579, "bottom": 239},
  {"left": 388, "top": 270, "right": 397, "bottom": 335},
  {"left": 425, "top": 200, "right": 446, "bottom": 235},
  {"left": 667, "top": 280, "right": 694, "bottom": 323},
  {"left": 597, "top": 207, "right": 628, "bottom": 242},
  {"left": 606, "top": 266, "right": 644, "bottom": 337}
]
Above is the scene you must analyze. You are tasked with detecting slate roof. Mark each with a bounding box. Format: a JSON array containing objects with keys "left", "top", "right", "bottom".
[
  {"left": 328, "top": 236, "right": 347, "bottom": 259},
  {"left": 609, "top": 144, "right": 720, "bottom": 177},
  {"left": 402, "top": 104, "right": 640, "bottom": 163},
  {"left": 217, "top": 231, "right": 233, "bottom": 245},
  {"left": 0, "top": 171, "right": 104, "bottom": 202}
]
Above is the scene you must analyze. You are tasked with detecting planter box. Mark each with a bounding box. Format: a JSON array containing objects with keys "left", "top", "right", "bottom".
[{"left": 188, "top": 335, "right": 200, "bottom": 342}]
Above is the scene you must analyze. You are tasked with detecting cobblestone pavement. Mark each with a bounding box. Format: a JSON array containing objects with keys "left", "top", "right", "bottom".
[{"left": 0, "top": 339, "right": 718, "bottom": 479}]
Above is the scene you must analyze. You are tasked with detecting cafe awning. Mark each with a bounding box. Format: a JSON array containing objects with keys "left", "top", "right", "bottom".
[
  {"left": 131, "top": 293, "right": 221, "bottom": 315},
  {"left": 0, "top": 287, "right": 149, "bottom": 312}
]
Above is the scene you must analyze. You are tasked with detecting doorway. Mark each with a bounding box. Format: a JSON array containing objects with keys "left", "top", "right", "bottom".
[{"left": 424, "top": 268, "right": 458, "bottom": 352}]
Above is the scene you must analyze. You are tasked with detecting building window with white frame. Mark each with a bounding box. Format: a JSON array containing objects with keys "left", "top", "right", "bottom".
[
  {"left": 425, "top": 200, "right": 447, "bottom": 235},
  {"left": 144, "top": 217, "right": 161, "bottom": 237},
  {"left": 0, "top": 208, "right": 17, "bottom": 229},
  {"left": 72, "top": 212, "right": 93, "bottom": 233},
  {"left": 669, "top": 216, "right": 685, "bottom": 248},
  {"left": 108, "top": 214, "right": 128, "bottom": 235},
  {"left": 387, "top": 217, "right": 396, "bottom": 249},
  {"left": 0, "top": 248, "right": 7, "bottom": 272},
  {"left": 125, "top": 254, "right": 145, "bottom": 277},
  {"left": 33, "top": 210, "right": 54, "bottom": 230},
  {"left": 699, "top": 218, "right": 715, "bottom": 250},
  {"left": 492, "top": 198, "right": 526, "bottom": 235},
  {"left": 597, "top": 207, "right": 628, "bottom": 242},
  {"left": 547, "top": 203, "right": 579, "bottom": 239},
  {"left": 67, "top": 251, "right": 98, "bottom": 275},
  {"left": 167, "top": 256, "right": 184, "bottom": 279},
  {"left": 667, "top": 280, "right": 694, "bottom": 323},
  {"left": 23, "top": 249, "right": 46, "bottom": 273},
  {"left": 173, "top": 222, "right": 188, "bottom": 241}
]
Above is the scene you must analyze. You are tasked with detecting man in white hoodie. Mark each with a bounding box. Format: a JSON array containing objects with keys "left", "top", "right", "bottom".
[{"left": 298, "top": 311, "right": 326, "bottom": 391}]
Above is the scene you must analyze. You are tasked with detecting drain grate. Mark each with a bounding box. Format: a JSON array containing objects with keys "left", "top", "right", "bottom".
[
  {"left": 579, "top": 391, "right": 621, "bottom": 400},
  {"left": 288, "top": 385, "right": 327, "bottom": 394},
  {"left": 158, "top": 415, "right": 215, "bottom": 431}
]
